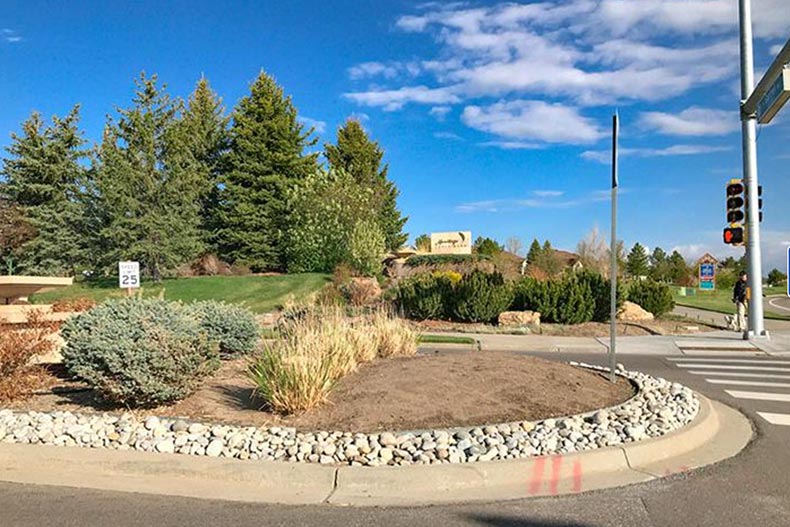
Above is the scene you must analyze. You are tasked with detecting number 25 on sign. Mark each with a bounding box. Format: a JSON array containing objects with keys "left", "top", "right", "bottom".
[{"left": 118, "top": 261, "right": 140, "bottom": 296}]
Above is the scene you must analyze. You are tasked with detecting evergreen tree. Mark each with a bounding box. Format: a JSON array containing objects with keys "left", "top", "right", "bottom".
[
  {"left": 180, "top": 77, "right": 229, "bottom": 246},
  {"left": 526, "top": 238, "right": 543, "bottom": 265},
  {"left": 217, "top": 71, "right": 318, "bottom": 271},
  {"left": 1, "top": 106, "right": 89, "bottom": 275},
  {"left": 325, "top": 118, "right": 407, "bottom": 250},
  {"left": 93, "top": 73, "right": 203, "bottom": 281},
  {"left": 626, "top": 242, "right": 649, "bottom": 278},
  {"left": 667, "top": 250, "right": 691, "bottom": 284},
  {"left": 537, "top": 239, "right": 563, "bottom": 276},
  {"left": 473, "top": 236, "right": 503, "bottom": 256}
]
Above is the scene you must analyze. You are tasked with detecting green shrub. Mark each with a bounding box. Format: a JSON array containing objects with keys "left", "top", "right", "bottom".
[
  {"left": 554, "top": 276, "right": 594, "bottom": 324},
  {"left": 627, "top": 280, "right": 675, "bottom": 317},
  {"left": 512, "top": 277, "right": 557, "bottom": 321},
  {"left": 61, "top": 298, "right": 220, "bottom": 407},
  {"left": 396, "top": 273, "right": 453, "bottom": 320},
  {"left": 512, "top": 274, "right": 599, "bottom": 324},
  {"left": 184, "top": 301, "right": 260, "bottom": 358},
  {"left": 347, "top": 220, "right": 385, "bottom": 277},
  {"left": 451, "top": 270, "right": 514, "bottom": 323},
  {"left": 575, "top": 270, "right": 623, "bottom": 322}
]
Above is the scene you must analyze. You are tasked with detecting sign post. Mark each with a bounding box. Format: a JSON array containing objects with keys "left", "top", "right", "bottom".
[
  {"left": 609, "top": 113, "right": 619, "bottom": 384},
  {"left": 118, "top": 261, "right": 140, "bottom": 296}
]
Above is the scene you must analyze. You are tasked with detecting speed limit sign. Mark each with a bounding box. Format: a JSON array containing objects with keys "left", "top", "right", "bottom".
[{"left": 118, "top": 261, "right": 140, "bottom": 289}]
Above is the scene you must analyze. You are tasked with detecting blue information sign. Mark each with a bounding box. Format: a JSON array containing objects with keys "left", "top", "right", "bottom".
[{"left": 699, "top": 262, "right": 716, "bottom": 291}]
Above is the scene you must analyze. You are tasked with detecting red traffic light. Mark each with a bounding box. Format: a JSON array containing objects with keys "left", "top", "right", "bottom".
[{"left": 723, "top": 227, "right": 744, "bottom": 245}]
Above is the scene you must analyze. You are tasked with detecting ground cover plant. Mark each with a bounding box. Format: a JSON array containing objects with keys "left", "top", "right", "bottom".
[{"left": 184, "top": 300, "right": 259, "bottom": 358}]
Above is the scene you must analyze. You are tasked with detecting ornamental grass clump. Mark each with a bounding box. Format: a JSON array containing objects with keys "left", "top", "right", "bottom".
[
  {"left": 369, "top": 308, "right": 419, "bottom": 358},
  {"left": 248, "top": 307, "right": 417, "bottom": 414},
  {"left": 61, "top": 298, "right": 220, "bottom": 408},
  {"left": 183, "top": 300, "right": 260, "bottom": 358}
]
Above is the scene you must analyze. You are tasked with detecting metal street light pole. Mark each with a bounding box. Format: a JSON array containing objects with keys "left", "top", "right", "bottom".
[{"left": 738, "top": 0, "right": 768, "bottom": 339}]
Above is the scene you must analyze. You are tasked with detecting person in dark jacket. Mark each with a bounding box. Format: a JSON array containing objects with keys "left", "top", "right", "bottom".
[{"left": 732, "top": 272, "right": 748, "bottom": 332}]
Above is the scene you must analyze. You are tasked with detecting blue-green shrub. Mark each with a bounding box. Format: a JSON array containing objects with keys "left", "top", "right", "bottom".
[
  {"left": 61, "top": 298, "right": 219, "bottom": 407},
  {"left": 184, "top": 300, "right": 260, "bottom": 358}
]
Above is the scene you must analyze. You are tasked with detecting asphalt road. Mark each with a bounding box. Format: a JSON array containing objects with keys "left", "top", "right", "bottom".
[
  {"left": 3, "top": 351, "right": 790, "bottom": 527},
  {"left": 767, "top": 295, "right": 790, "bottom": 314}
]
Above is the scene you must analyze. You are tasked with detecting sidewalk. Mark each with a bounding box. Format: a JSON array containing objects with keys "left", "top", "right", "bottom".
[
  {"left": 420, "top": 327, "right": 790, "bottom": 356},
  {"left": 673, "top": 305, "right": 790, "bottom": 332}
]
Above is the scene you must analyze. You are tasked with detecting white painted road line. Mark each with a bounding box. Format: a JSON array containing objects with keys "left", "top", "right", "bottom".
[
  {"left": 756, "top": 412, "right": 790, "bottom": 426},
  {"left": 688, "top": 371, "right": 790, "bottom": 380},
  {"left": 674, "top": 364, "right": 790, "bottom": 372},
  {"left": 725, "top": 390, "right": 790, "bottom": 403},
  {"left": 667, "top": 358, "right": 790, "bottom": 365},
  {"left": 706, "top": 379, "right": 790, "bottom": 388},
  {"left": 768, "top": 298, "right": 790, "bottom": 313}
]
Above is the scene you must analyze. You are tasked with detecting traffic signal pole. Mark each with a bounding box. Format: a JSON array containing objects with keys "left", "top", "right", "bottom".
[{"left": 738, "top": 0, "right": 768, "bottom": 339}]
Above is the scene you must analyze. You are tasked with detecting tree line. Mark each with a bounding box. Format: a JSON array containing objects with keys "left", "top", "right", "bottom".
[{"left": 0, "top": 72, "right": 407, "bottom": 279}]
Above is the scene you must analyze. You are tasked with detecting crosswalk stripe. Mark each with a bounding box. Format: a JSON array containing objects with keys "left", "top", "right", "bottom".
[
  {"left": 725, "top": 390, "right": 790, "bottom": 402},
  {"left": 706, "top": 379, "right": 790, "bottom": 388},
  {"left": 667, "top": 358, "right": 790, "bottom": 365},
  {"left": 688, "top": 371, "right": 790, "bottom": 380},
  {"left": 756, "top": 412, "right": 790, "bottom": 426},
  {"left": 674, "top": 364, "right": 790, "bottom": 372}
]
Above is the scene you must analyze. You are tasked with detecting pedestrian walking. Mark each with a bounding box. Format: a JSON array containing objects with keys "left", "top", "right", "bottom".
[{"left": 732, "top": 272, "right": 748, "bottom": 332}]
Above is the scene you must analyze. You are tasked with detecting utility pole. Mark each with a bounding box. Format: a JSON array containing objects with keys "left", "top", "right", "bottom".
[{"left": 738, "top": 0, "right": 768, "bottom": 339}]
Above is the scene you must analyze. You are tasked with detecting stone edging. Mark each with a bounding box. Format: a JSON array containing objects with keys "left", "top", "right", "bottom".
[{"left": 0, "top": 364, "right": 698, "bottom": 467}]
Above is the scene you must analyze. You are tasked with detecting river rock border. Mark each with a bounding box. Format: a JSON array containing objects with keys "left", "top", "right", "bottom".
[{"left": 0, "top": 363, "right": 699, "bottom": 467}]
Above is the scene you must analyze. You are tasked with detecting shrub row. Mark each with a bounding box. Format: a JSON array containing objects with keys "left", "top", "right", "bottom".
[
  {"left": 404, "top": 254, "right": 491, "bottom": 267},
  {"left": 396, "top": 270, "right": 513, "bottom": 323},
  {"left": 61, "top": 298, "right": 260, "bottom": 408},
  {"left": 397, "top": 270, "right": 625, "bottom": 325},
  {"left": 626, "top": 280, "right": 675, "bottom": 317}
]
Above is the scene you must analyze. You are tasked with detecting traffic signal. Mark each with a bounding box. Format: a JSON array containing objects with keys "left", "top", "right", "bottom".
[
  {"left": 746, "top": 185, "right": 764, "bottom": 222},
  {"left": 723, "top": 226, "right": 745, "bottom": 245},
  {"left": 726, "top": 180, "right": 745, "bottom": 224}
]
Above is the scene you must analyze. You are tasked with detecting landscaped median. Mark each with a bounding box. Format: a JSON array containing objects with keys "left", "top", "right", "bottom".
[{"left": 0, "top": 362, "right": 751, "bottom": 506}]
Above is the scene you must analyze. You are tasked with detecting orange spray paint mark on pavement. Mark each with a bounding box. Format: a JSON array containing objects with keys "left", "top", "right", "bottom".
[
  {"left": 529, "top": 457, "right": 546, "bottom": 495},
  {"left": 572, "top": 459, "right": 583, "bottom": 492},
  {"left": 549, "top": 456, "right": 563, "bottom": 495}
]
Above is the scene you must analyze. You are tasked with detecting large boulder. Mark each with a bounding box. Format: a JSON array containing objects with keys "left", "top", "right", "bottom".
[
  {"left": 617, "top": 301, "right": 655, "bottom": 321},
  {"left": 498, "top": 310, "right": 541, "bottom": 329}
]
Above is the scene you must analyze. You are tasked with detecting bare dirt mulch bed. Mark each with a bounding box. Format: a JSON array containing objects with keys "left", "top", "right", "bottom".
[{"left": 8, "top": 352, "right": 634, "bottom": 434}]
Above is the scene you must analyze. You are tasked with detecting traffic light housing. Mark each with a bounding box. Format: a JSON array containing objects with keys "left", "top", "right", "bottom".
[
  {"left": 745, "top": 185, "right": 763, "bottom": 222},
  {"left": 723, "top": 226, "right": 745, "bottom": 245},
  {"left": 726, "top": 180, "right": 745, "bottom": 224}
]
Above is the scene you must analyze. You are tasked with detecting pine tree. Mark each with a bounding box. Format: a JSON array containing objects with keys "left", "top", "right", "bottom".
[
  {"left": 626, "top": 242, "right": 649, "bottom": 278},
  {"left": 217, "top": 71, "right": 318, "bottom": 271},
  {"left": 537, "top": 240, "right": 563, "bottom": 276},
  {"left": 414, "top": 234, "right": 431, "bottom": 252},
  {"left": 1, "top": 106, "right": 89, "bottom": 275},
  {"left": 93, "top": 73, "right": 203, "bottom": 281},
  {"left": 180, "top": 77, "right": 229, "bottom": 247},
  {"left": 325, "top": 118, "right": 407, "bottom": 250},
  {"left": 526, "top": 238, "right": 542, "bottom": 265}
]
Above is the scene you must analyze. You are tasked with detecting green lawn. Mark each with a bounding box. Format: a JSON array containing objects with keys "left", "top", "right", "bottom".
[
  {"left": 30, "top": 273, "right": 330, "bottom": 313},
  {"left": 673, "top": 285, "right": 790, "bottom": 321},
  {"left": 418, "top": 334, "right": 476, "bottom": 345}
]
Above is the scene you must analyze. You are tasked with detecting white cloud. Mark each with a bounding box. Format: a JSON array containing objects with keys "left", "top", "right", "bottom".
[
  {"left": 344, "top": 85, "right": 461, "bottom": 111},
  {"left": 347, "top": 61, "right": 422, "bottom": 80},
  {"left": 582, "top": 144, "right": 730, "bottom": 163},
  {"left": 297, "top": 116, "right": 326, "bottom": 134},
  {"left": 638, "top": 107, "right": 739, "bottom": 136},
  {"left": 533, "top": 190, "right": 564, "bottom": 198},
  {"left": 770, "top": 44, "right": 783, "bottom": 56},
  {"left": 478, "top": 140, "right": 543, "bottom": 150},
  {"left": 455, "top": 189, "right": 608, "bottom": 213},
  {"left": 2, "top": 28, "right": 22, "bottom": 43},
  {"left": 462, "top": 101, "right": 602, "bottom": 144},
  {"left": 671, "top": 229, "right": 790, "bottom": 272},
  {"left": 429, "top": 106, "right": 452, "bottom": 120},
  {"left": 349, "top": 112, "right": 370, "bottom": 123},
  {"left": 434, "top": 131, "right": 463, "bottom": 141}
]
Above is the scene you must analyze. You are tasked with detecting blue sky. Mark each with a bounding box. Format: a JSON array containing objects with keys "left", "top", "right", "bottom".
[{"left": 2, "top": 0, "right": 789, "bottom": 270}]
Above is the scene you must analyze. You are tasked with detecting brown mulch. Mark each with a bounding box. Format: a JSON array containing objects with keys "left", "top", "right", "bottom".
[
  {"left": 8, "top": 352, "right": 634, "bottom": 434},
  {"left": 415, "top": 319, "right": 713, "bottom": 337}
]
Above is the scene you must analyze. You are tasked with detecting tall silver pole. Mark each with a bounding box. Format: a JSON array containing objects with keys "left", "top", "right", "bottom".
[
  {"left": 738, "top": 0, "right": 768, "bottom": 339},
  {"left": 609, "top": 113, "right": 619, "bottom": 382}
]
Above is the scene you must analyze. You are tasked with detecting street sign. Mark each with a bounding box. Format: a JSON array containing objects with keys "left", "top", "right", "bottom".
[
  {"left": 757, "top": 68, "right": 790, "bottom": 124},
  {"left": 118, "top": 261, "right": 140, "bottom": 289},
  {"left": 699, "top": 262, "right": 716, "bottom": 291}
]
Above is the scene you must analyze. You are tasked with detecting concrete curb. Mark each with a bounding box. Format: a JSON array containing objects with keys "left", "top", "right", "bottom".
[{"left": 0, "top": 394, "right": 750, "bottom": 506}]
